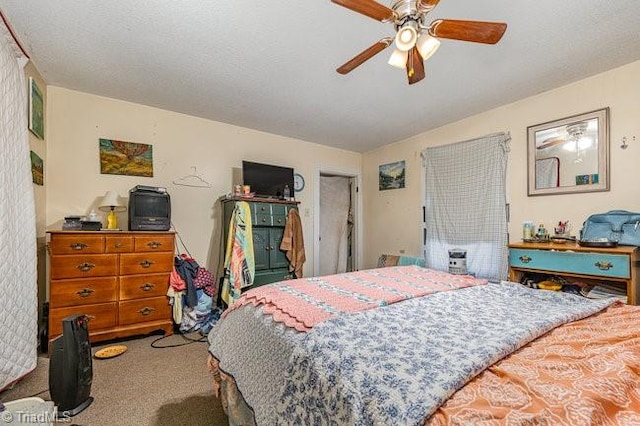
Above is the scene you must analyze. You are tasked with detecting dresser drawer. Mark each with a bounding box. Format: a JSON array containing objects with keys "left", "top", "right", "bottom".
[
  {"left": 120, "top": 252, "right": 173, "bottom": 275},
  {"left": 50, "top": 254, "right": 118, "bottom": 279},
  {"left": 134, "top": 234, "right": 174, "bottom": 252},
  {"left": 509, "top": 249, "right": 630, "bottom": 279},
  {"left": 119, "top": 273, "right": 170, "bottom": 300},
  {"left": 118, "top": 297, "right": 171, "bottom": 326},
  {"left": 50, "top": 277, "right": 117, "bottom": 307},
  {"left": 49, "top": 303, "right": 117, "bottom": 337},
  {"left": 255, "top": 213, "right": 273, "bottom": 226},
  {"left": 105, "top": 235, "right": 134, "bottom": 253},
  {"left": 49, "top": 234, "right": 104, "bottom": 254}
]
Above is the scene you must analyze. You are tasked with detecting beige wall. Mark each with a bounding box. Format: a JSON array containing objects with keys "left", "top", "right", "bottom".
[
  {"left": 362, "top": 60, "right": 640, "bottom": 269},
  {"left": 46, "top": 87, "right": 361, "bottom": 277}
]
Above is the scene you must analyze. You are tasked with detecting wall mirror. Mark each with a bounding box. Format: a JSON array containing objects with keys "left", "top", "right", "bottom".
[{"left": 527, "top": 107, "right": 609, "bottom": 196}]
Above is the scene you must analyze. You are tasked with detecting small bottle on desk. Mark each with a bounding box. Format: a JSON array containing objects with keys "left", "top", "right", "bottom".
[{"left": 283, "top": 185, "right": 290, "bottom": 200}]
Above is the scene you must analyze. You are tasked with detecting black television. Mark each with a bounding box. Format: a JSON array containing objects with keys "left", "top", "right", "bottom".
[
  {"left": 128, "top": 186, "right": 171, "bottom": 231},
  {"left": 242, "top": 161, "right": 294, "bottom": 199}
]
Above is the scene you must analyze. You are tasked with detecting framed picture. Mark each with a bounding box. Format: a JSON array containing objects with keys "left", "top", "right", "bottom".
[
  {"left": 28, "top": 77, "right": 44, "bottom": 139},
  {"left": 99, "top": 138, "right": 153, "bottom": 177},
  {"left": 527, "top": 108, "right": 609, "bottom": 196},
  {"left": 379, "top": 160, "right": 406, "bottom": 190},
  {"left": 30, "top": 150, "right": 43, "bottom": 185}
]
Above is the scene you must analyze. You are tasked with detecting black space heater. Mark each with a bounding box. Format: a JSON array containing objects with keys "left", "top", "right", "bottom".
[{"left": 48, "top": 314, "right": 94, "bottom": 416}]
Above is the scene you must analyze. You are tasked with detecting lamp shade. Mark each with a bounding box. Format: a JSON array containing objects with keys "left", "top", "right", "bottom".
[
  {"left": 394, "top": 23, "right": 418, "bottom": 51},
  {"left": 416, "top": 34, "right": 440, "bottom": 61},
  {"left": 388, "top": 48, "right": 408, "bottom": 69},
  {"left": 98, "top": 191, "right": 126, "bottom": 212}
]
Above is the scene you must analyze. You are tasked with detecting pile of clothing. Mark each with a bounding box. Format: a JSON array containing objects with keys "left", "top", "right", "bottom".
[{"left": 167, "top": 254, "right": 222, "bottom": 335}]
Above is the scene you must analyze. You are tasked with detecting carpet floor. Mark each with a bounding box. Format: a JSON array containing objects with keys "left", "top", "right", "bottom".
[{"left": 0, "top": 333, "right": 229, "bottom": 425}]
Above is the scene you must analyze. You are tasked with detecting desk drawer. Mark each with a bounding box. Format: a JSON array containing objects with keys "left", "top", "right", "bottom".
[
  {"left": 120, "top": 253, "right": 173, "bottom": 275},
  {"left": 509, "top": 249, "right": 630, "bottom": 279},
  {"left": 49, "top": 302, "right": 117, "bottom": 338},
  {"left": 50, "top": 277, "right": 117, "bottom": 307},
  {"left": 134, "top": 234, "right": 174, "bottom": 252},
  {"left": 49, "top": 234, "right": 104, "bottom": 254},
  {"left": 119, "top": 297, "right": 171, "bottom": 326},
  {"left": 50, "top": 254, "right": 118, "bottom": 279}
]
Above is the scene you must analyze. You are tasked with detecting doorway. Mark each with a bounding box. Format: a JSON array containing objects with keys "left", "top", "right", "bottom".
[{"left": 314, "top": 167, "right": 361, "bottom": 276}]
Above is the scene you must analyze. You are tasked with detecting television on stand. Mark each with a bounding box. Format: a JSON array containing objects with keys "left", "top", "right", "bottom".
[
  {"left": 128, "top": 185, "right": 171, "bottom": 231},
  {"left": 242, "top": 161, "right": 294, "bottom": 199}
]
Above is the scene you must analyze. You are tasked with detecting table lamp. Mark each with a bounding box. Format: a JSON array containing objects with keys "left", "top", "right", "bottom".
[{"left": 98, "top": 191, "right": 126, "bottom": 230}]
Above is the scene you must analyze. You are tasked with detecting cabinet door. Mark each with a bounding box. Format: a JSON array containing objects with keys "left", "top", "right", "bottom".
[
  {"left": 269, "top": 228, "right": 290, "bottom": 269},
  {"left": 252, "top": 228, "right": 271, "bottom": 271}
]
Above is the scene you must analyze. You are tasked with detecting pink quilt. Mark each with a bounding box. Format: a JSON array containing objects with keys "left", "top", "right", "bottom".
[{"left": 223, "top": 265, "right": 487, "bottom": 331}]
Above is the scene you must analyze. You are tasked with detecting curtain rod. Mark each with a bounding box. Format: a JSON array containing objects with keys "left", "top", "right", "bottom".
[{"left": 0, "top": 9, "right": 30, "bottom": 59}]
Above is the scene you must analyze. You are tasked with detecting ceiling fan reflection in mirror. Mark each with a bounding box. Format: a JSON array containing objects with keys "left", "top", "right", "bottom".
[{"left": 332, "top": 0, "right": 507, "bottom": 84}]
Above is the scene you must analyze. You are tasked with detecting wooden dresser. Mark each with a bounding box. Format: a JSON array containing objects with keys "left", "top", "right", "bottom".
[
  {"left": 47, "top": 230, "right": 174, "bottom": 345},
  {"left": 508, "top": 241, "right": 639, "bottom": 305}
]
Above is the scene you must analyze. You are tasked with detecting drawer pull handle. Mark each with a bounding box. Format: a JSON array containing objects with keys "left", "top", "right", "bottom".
[
  {"left": 262, "top": 218, "right": 267, "bottom": 223},
  {"left": 138, "top": 307, "right": 155, "bottom": 316},
  {"left": 595, "top": 261, "right": 613, "bottom": 270},
  {"left": 77, "top": 262, "right": 95, "bottom": 272},
  {"left": 115, "top": 242, "right": 123, "bottom": 248},
  {"left": 77, "top": 288, "right": 95, "bottom": 298},
  {"left": 70, "top": 242, "right": 88, "bottom": 250},
  {"left": 519, "top": 255, "right": 532, "bottom": 264},
  {"left": 140, "top": 260, "right": 155, "bottom": 268},
  {"left": 140, "top": 283, "right": 155, "bottom": 292},
  {"left": 277, "top": 218, "right": 283, "bottom": 224},
  {"left": 147, "top": 241, "right": 162, "bottom": 249},
  {"left": 86, "top": 315, "right": 96, "bottom": 321}
]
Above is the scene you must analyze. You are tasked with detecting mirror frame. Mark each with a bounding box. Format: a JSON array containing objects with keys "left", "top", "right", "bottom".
[{"left": 527, "top": 107, "right": 610, "bottom": 196}]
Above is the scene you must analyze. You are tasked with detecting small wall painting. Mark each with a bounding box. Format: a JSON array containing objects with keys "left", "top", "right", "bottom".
[
  {"left": 30, "top": 150, "right": 43, "bottom": 185},
  {"left": 379, "top": 160, "right": 406, "bottom": 190},
  {"left": 99, "top": 138, "right": 153, "bottom": 177},
  {"left": 28, "top": 77, "right": 44, "bottom": 139}
]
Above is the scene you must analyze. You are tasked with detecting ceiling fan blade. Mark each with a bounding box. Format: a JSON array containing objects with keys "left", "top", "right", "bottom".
[
  {"left": 429, "top": 19, "right": 507, "bottom": 44},
  {"left": 416, "top": 0, "right": 440, "bottom": 12},
  {"left": 337, "top": 37, "right": 393, "bottom": 74},
  {"left": 406, "top": 47, "right": 425, "bottom": 85},
  {"left": 331, "top": 0, "right": 395, "bottom": 22},
  {"left": 537, "top": 137, "right": 566, "bottom": 150}
]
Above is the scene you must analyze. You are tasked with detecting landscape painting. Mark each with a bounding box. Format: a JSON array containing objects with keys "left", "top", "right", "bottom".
[
  {"left": 379, "top": 160, "right": 405, "bottom": 190},
  {"left": 99, "top": 138, "right": 153, "bottom": 177},
  {"left": 30, "top": 150, "right": 43, "bottom": 185},
  {"left": 29, "top": 77, "right": 44, "bottom": 139}
]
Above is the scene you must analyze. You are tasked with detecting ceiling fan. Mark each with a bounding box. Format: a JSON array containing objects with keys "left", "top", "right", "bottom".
[
  {"left": 332, "top": 0, "right": 507, "bottom": 84},
  {"left": 537, "top": 122, "right": 589, "bottom": 150}
]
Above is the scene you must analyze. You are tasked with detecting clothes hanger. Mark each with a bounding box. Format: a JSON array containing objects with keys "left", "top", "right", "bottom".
[{"left": 173, "top": 166, "right": 211, "bottom": 188}]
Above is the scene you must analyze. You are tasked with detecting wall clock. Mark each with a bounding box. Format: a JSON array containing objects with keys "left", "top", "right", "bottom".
[{"left": 294, "top": 173, "right": 305, "bottom": 192}]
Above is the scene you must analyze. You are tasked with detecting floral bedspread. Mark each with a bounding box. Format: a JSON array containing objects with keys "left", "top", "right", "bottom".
[{"left": 274, "top": 283, "right": 616, "bottom": 425}]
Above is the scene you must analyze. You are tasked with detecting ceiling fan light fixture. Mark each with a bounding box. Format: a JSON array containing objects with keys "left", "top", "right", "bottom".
[
  {"left": 416, "top": 34, "right": 440, "bottom": 60},
  {"left": 388, "top": 48, "right": 408, "bottom": 69},
  {"left": 394, "top": 22, "right": 418, "bottom": 51}
]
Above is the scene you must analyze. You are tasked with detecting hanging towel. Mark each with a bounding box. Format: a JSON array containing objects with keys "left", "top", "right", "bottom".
[
  {"left": 220, "top": 201, "right": 255, "bottom": 307},
  {"left": 280, "top": 208, "right": 306, "bottom": 278}
]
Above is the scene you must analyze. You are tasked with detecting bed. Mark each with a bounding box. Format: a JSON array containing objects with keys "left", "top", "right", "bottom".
[{"left": 207, "top": 265, "right": 640, "bottom": 425}]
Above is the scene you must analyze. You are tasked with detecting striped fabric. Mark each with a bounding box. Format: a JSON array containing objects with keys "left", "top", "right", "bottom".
[
  {"left": 222, "top": 265, "right": 486, "bottom": 331},
  {"left": 421, "top": 132, "right": 510, "bottom": 282}
]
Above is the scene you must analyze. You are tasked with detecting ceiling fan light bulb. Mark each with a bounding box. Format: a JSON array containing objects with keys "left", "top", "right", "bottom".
[
  {"left": 388, "top": 48, "right": 408, "bottom": 69},
  {"left": 395, "top": 25, "right": 417, "bottom": 51},
  {"left": 416, "top": 34, "right": 440, "bottom": 60}
]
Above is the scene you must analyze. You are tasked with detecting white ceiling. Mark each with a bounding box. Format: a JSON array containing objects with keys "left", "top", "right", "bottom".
[{"left": 2, "top": 1, "right": 640, "bottom": 152}]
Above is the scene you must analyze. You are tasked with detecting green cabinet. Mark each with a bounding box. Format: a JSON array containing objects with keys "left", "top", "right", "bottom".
[{"left": 222, "top": 197, "right": 299, "bottom": 291}]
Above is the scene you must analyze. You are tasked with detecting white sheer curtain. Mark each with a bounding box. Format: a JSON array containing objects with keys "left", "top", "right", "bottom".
[
  {"left": 0, "top": 21, "right": 37, "bottom": 389},
  {"left": 421, "top": 132, "right": 510, "bottom": 282}
]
